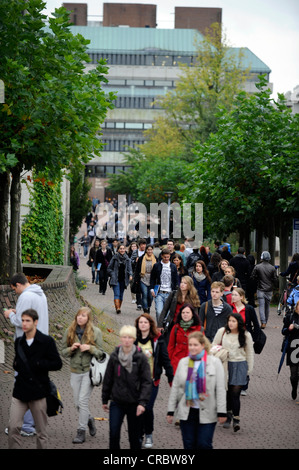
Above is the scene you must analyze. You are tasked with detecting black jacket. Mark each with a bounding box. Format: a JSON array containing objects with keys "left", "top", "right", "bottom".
[
  {"left": 199, "top": 300, "right": 232, "bottom": 342},
  {"left": 95, "top": 247, "right": 113, "bottom": 270},
  {"left": 102, "top": 346, "right": 152, "bottom": 407},
  {"left": 149, "top": 261, "right": 179, "bottom": 291},
  {"left": 135, "top": 334, "right": 173, "bottom": 384},
  {"left": 13, "top": 330, "right": 62, "bottom": 402},
  {"left": 230, "top": 255, "right": 251, "bottom": 290}
]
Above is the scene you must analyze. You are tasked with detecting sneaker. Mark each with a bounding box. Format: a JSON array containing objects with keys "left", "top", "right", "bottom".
[
  {"left": 137, "top": 305, "right": 142, "bottom": 310},
  {"left": 20, "top": 429, "right": 36, "bottom": 437},
  {"left": 144, "top": 434, "right": 153, "bottom": 448},
  {"left": 4, "top": 427, "right": 8, "bottom": 435},
  {"left": 241, "top": 390, "right": 247, "bottom": 396}
]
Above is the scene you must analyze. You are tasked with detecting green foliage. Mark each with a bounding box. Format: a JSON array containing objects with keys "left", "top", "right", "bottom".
[
  {"left": 108, "top": 149, "right": 188, "bottom": 208},
  {"left": 69, "top": 164, "right": 92, "bottom": 240},
  {"left": 0, "top": 0, "right": 115, "bottom": 179},
  {"left": 179, "top": 75, "right": 299, "bottom": 238},
  {"left": 21, "top": 176, "right": 64, "bottom": 265}
]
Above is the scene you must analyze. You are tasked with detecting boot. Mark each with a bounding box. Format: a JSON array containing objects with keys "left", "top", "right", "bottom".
[
  {"left": 291, "top": 378, "right": 298, "bottom": 400},
  {"left": 72, "top": 429, "right": 86, "bottom": 444},
  {"left": 233, "top": 416, "right": 240, "bottom": 432},
  {"left": 114, "top": 299, "right": 121, "bottom": 314},
  {"left": 223, "top": 410, "right": 232, "bottom": 428},
  {"left": 88, "top": 417, "right": 97, "bottom": 437}
]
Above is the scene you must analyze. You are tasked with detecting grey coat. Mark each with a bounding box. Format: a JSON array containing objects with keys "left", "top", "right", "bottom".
[{"left": 107, "top": 253, "right": 132, "bottom": 287}]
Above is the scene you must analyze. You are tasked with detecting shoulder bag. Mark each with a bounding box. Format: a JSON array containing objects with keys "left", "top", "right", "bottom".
[{"left": 90, "top": 352, "right": 110, "bottom": 386}]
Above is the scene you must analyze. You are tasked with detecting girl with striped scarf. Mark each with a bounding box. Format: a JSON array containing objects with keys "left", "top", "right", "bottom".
[{"left": 167, "top": 331, "right": 227, "bottom": 449}]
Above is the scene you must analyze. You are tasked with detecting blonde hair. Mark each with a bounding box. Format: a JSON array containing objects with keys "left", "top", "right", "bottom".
[
  {"left": 119, "top": 325, "right": 137, "bottom": 339},
  {"left": 178, "top": 276, "right": 201, "bottom": 307},
  {"left": 188, "top": 331, "right": 211, "bottom": 353},
  {"left": 233, "top": 287, "right": 248, "bottom": 304},
  {"left": 67, "top": 307, "right": 95, "bottom": 346},
  {"left": 211, "top": 281, "right": 225, "bottom": 292}
]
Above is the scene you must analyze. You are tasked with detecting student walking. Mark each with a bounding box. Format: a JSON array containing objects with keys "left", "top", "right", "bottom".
[
  {"left": 7, "top": 309, "right": 62, "bottom": 449},
  {"left": 107, "top": 243, "right": 133, "bottom": 314},
  {"left": 213, "top": 313, "right": 254, "bottom": 431},
  {"left": 167, "top": 331, "right": 227, "bottom": 449},
  {"left": 135, "top": 313, "right": 173, "bottom": 448},
  {"left": 102, "top": 325, "right": 152, "bottom": 450},
  {"left": 281, "top": 300, "right": 299, "bottom": 400},
  {"left": 61, "top": 307, "right": 104, "bottom": 444}
]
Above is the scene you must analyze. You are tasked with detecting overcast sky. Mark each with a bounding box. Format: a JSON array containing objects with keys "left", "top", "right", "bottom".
[{"left": 43, "top": 0, "right": 299, "bottom": 98}]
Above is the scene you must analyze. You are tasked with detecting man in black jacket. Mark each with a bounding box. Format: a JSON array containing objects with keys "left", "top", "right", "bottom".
[
  {"left": 230, "top": 247, "right": 251, "bottom": 292},
  {"left": 150, "top": 249, "right": 179, "bottom": 322},
  {"left": 8, "top": 309, "right": 62, "bottom": 449}
]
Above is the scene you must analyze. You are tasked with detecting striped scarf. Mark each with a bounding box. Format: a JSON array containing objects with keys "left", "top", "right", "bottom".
[{"left": 185, "top": 350, "right": 207, "bottom": 406}]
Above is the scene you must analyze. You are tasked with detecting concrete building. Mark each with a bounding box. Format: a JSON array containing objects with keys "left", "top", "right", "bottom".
[{"left": 61, "top": 4, "right": 272, "bottom": 202}]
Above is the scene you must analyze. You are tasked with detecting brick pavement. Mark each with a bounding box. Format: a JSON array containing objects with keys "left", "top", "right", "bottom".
[{"left": 0, "top": 239, "right": 298, "bottom": 450}]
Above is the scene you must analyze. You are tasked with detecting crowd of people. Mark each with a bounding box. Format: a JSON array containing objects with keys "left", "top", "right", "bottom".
[{"left": 3, "top": 215, "right": 299, "bottom": 449}]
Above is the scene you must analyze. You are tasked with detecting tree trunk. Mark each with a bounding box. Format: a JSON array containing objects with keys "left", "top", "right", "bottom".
[
  {"left": 0, "top": 172, "right": 10, "bottom": 284},
  {"left": 268, "top": 216, "right": 276, "bottom": 266},
  {"left": 9, "top": 168, "right": 22, "bottom": 277},
  {"left": 279, "top": 216, "right": 291, "bottom": 294}
]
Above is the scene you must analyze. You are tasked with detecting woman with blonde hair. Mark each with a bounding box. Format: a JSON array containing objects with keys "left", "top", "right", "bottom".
[
  {"left": 62, "top": 307, "right": 104, "bottom": 444},
  {"left": 158, "top": 276, "right": 201, "bottom": 340},
  {"left": 167, "top": 331, "right": 227, "bottom": 449},
  {"left": 102, "top": 325, "right": 152, "bottom": 449}
]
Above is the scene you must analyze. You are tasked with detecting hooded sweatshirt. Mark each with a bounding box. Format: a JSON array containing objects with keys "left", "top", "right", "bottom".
[{"left": 9, "top": 284, "right": 49, "bottom": 338}]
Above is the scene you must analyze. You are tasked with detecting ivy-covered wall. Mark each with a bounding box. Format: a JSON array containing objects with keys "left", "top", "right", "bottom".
[{"left": 21, "top": 176, "right": 64, "bottom": 265}]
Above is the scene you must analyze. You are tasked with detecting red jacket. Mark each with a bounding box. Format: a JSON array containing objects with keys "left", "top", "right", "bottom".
[{"left": 167, "top": 323, "right": 204, "bottom": 374}]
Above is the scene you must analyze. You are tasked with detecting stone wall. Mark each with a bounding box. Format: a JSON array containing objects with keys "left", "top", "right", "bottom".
[{"left": 0, "top": 265, "right": 83, "bottom": 375}]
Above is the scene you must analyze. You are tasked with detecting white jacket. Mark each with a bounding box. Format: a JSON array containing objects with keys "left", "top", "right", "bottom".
[
  {"left": 167, "top": 354, "right": 226, "bottom": 423},
  {"left": 9, "top": 284, "right": 49, "bottom": 338}
]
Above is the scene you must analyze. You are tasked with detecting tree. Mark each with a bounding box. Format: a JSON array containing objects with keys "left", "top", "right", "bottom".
[
  {"left": 0, "top": 0, "right": 114, "bottom": 282},
  {"left": 157, "top": 23, "right": 249, "bottom": 147},
  {"left": 69, "top": 165, "right": 92, "bottom": 241},
  {"left": 179, "top": 76, "right": 299, "bottom": 269},
  {"left": 108, "top": 23, "right": 249, "bottom": 205}
]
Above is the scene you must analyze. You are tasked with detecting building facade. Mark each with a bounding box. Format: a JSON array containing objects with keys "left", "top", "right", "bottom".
[{"left": 63, "top": 4, "right": 272, "bottom": 202}]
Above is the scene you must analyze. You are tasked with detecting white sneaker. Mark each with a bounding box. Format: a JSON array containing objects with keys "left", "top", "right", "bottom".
[
  {"left": 241, "top": 390, "right": 247, "bottom": 396},
  {"left": 144, "top": 434, "right": 153, "bottom": 448}
]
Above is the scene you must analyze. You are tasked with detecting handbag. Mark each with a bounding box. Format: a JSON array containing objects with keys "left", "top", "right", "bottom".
[
  {"left": 89, "top": 352, "right": 110, "bottom": 386},
  {"left": 253, "top": 328, "right": 267, "bottom": 354},
  {"left": 210, "top": 329, "right": 229, "bottom": 389},
  {"left": 17, "top": 342, "right": 63, "bottom": 417},
  {"left": 46, "top": 381, "right": 63, "bottom": 417},
  {"left": 86, "top": 259, "right": 92, "bottom": 267}
]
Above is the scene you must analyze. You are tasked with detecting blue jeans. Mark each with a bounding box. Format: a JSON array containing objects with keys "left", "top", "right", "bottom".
[
  {"left": 140, "top": 282, "right": 153, "bottom": 311},
  {"left": 180, "top": 408, "right": 216, "bottom": 449},
  {"left": 113, "top": 281, "right": 125, "bottom": 301},
  {"left": 109, "top": 401, "right": 142, "bottom": 449},
  {"left": 154, "top": 291, "right": 170, "bottom": 323}
]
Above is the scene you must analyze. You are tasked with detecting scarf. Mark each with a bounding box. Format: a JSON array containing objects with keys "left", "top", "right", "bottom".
[
  {"left": 179, "top": 318, "right": 194, "bottom": 331},
  {"left": 115, "top": 252, "right": 127, "bottom": 265},
  {"left": 185, "top": 349, "right": 207, "bottom": 406},
  {"left": 76, "top": 325, "right": 85, "bottom": 341},
  {"left": 193, "top": 272, "right": 206, "bottom": 283},
  {"left": 141, "top": 254, "right": 156, "bottom": 276},
  {"left": 118, "top": 344, "right": 136, "bottom": 373}
]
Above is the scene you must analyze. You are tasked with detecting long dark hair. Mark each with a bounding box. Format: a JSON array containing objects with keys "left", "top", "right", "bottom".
[
  {"left": 225, "top": 313, "right": 246, "bottom": 348},
  {"left": 135, "top": 313, "right": 159, "bottom": 339},
  {"left": 176, "top": 303, "right": 201, "bottom": 326}
]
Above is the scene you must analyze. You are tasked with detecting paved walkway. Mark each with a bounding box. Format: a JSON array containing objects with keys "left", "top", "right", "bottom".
[{"left": 0, "top": 232, "right": 298, "bottom": 450}]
